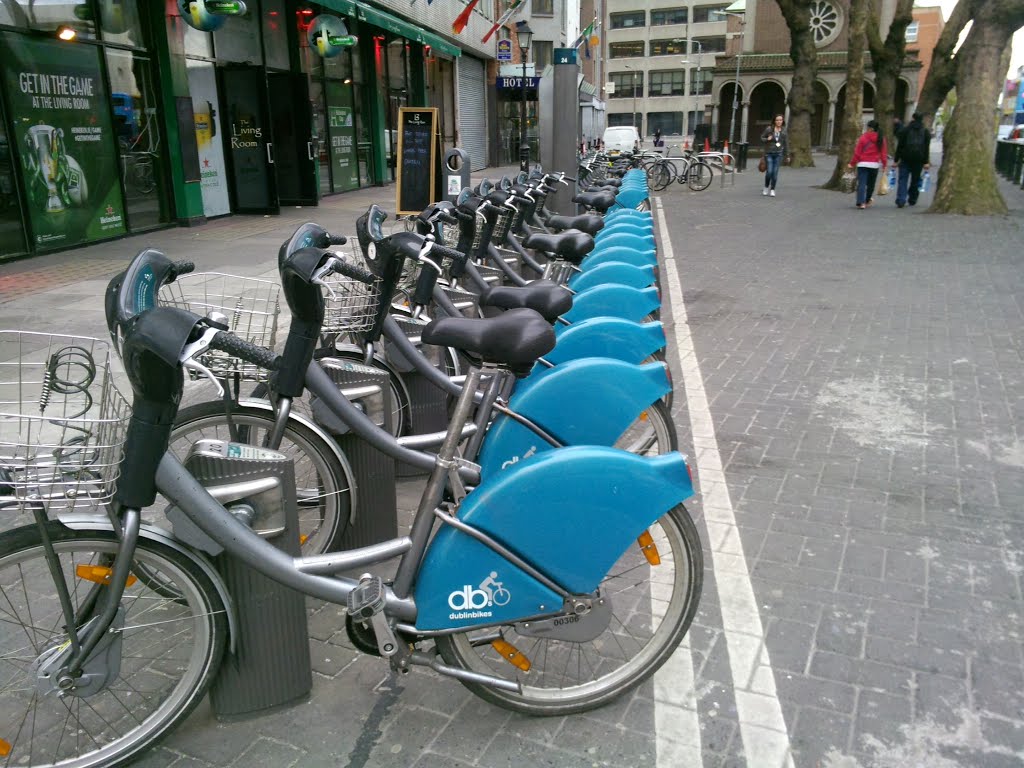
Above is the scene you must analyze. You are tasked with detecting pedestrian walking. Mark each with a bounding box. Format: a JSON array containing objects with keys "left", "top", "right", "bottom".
[
  {"left": 893, "top": 112, "right": 931, "bottom": 208},
  {"left": 760, "top": 115, "right": 788, "bottom": 197},
  {"left": 849, "top": 119, "right": 888, "bottom": 210},
  {"left": 654, "top": 128, "right": 662, "bottom": 147}
]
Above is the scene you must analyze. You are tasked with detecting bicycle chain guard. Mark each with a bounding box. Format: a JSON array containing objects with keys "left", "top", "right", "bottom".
[{"left": 515, "top": 595, "right": 612, "bottom": 643}]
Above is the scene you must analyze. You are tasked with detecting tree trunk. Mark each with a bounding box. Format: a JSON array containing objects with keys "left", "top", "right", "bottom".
[
  {"left": 824, "top": 0, "right": 868, "bottom": 188},
  {"left": 868, "top": 0, "right": 914, "bottom": 148},
  {"left": 931, "top": 1, "right": 1024, "bottom": 214},
  {"left": 775, "top": 0, "right": 818, "bottom": 167},
  {"left": 916, "top": 0, "right": 979, "bottom": 129}
]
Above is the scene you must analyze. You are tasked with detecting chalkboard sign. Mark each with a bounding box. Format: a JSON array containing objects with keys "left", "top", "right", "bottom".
[{"left": 396, "top": 107, "right": 438, "bottom": 215}]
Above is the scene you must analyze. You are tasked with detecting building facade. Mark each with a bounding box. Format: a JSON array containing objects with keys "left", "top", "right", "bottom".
[{"left": 0, "top": 0, "right": 503, "bottom": 262}]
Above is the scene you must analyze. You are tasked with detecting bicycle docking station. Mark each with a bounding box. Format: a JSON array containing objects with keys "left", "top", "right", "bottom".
[
  {"left": 168, "top": 439, "right": 314, "bottom": 719},
  {"left": 312, "top": 357, "right": 400, "bottom": 547},
  {"left": 384, "top": 317, "right": 452, "bottom": 477}
]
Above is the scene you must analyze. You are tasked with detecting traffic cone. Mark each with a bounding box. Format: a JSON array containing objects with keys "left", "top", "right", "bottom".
[
  {"left": 723, "top": 140, "right": 730, "bottom": 164},
  {"left": 704, "top": 138, "right": 711, "bottom": 152}
]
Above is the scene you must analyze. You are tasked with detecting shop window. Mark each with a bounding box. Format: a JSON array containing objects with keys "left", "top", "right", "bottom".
[
  {"left": 649, "top": 71, "right": 684, "bottom": 97},
  {"left": 610, "top": 12, "right": 645, "bottom": 29},
  {"left": 213, "top": 7, "right": 262, "bottom": 64},
  {"left": 262, "top": 0, "right": 289, "bottom": 70},
  {"left": 97, "top": 0, "right": 145, "bottom": 47},
  {"left": 651, "top": 8, "right": 687, "bottom": 26},
  {"left": 184, "top": 25, "right": 214, "bottom": 58},
  {"left": 0, "top": 0, "right": 96, "bottom": 37},
  {"left": 650, "top": 39, "right": 687, "bottom": 56},
  {"left": 0, "top": 100, "right": 27, "bottom": 259},
  {"left": 609, "top": 41, "right": 644, "bottom": 58},
  {"left": 106, "top": 49, "right": 169, "bottom": 231}
]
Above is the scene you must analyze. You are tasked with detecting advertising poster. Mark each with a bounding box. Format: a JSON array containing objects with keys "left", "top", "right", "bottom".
[
  {"left": 187, "top": 61, "right": 231, "bottom": 217},
  {"left": 0, "top": 33, "right": 126, "bottom": 249},
  {"left": 326, "top": 81, "right": 358, "bottom": 192}
]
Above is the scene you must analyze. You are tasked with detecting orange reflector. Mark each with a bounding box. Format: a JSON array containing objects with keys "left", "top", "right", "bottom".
[
  {"left": 0, "top": 739, "right": 10, "bottom": 757},
  {"left": 491, "top": 639, "right": 531, "bottom": 672},
  {"left": 299, "top": 534, "right": 309, "bottom": 545},
  {"left": 76, "top": 565, "right": 137, "bottom": 588},
  {"left": 637, "top": 530, "right": 661, "bottom": 565},
  {"left": 640, "top": 410, "right": 649, "bottom": 422}
]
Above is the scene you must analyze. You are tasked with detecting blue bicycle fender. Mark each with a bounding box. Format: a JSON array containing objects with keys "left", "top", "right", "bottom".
[
  {"left": 615, "top": 188, "right": 649, "bottom": 209},
  {"left": 563, "top": 285, "right": 660, "bottom": 324},
  {"left": 595, "top": 231, "right": 656, "bottom": 251},
  {"left": 581, "top": 247, "right": 657, "bottom": 270},
  {"left": 544, "top": 317, "right": 666, "bottom": 365},
  {"left": 413, "top": 447, "right": 694, "bottom": 630},
  {"left": 477, "top": 358, "right": 671, "bottom": 477},
  {"left": 596, "top": 222, "right": 653, "bottom": 240},
  {"left": 568, "top": 262, "right": 656, "bottom": 292}
]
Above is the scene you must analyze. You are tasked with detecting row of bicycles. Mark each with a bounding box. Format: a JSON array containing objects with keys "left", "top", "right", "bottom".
[
  {"left": 0, "top": 161, "right": 703, "bottom": 766},
  {"left": 579, "top": 147, "right": 726, "bottom": 193}
]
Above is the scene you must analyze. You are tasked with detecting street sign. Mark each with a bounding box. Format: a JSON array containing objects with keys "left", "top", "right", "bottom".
[
  {"left": 496, "top": 76, "right": 540, "bottom": 89},
  {"left": 497, "top": 39, "right": 512, "bottom": 62},
  {"left": 554, "top": 48, "right": 576, "bottom": 65},
  {"left": 605, "top": 82, "right": 616, "bottom": 94}
]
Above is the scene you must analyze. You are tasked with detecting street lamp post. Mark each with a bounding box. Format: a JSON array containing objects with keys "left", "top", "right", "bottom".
[
  {"left": 516, "top": 21, "right": 533, "bottom": 172},
  {"left": 624, "top": 64, "right": 638, "bottom": 135}
]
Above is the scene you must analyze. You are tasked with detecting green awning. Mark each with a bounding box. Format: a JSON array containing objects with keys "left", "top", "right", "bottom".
[
  {"left": 320, "top": 0, "right": 358, "bottom": 15},
  {"left": 354, "top": 2, "right": 461, "bottom": 57}
]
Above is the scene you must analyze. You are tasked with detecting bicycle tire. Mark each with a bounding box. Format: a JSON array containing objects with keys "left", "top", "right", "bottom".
[
  {"left": 435, "top": 503, "right": 703, "bottom": 715},
  {"left": 0, "top": 522, "right": 227, "bottom": 767},
  {"left": 647, "top": 163, "right": 672, "bottom": 192},
  {"left": 687, "top": 161, "right": 714, "bottom": 191},
  {"left": 614, "top": 398, "right": 678, "bottom": 456},
  {"left": 167, "top": 401, "right": 353, "bottom": 555}
]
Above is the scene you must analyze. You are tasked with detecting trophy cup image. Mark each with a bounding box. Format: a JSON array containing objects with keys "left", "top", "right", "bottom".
[{"left": 23, "top": 125, "right": 89, "bottom": 213}]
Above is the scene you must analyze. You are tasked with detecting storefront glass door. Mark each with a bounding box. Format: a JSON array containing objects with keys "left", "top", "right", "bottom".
[
  {"left": 0, "top": 97, "right": 28, "bottom": 260},
  {"left": 219, "top": 65, "right": 279, "bottom": 214},
  {"left": 268, "top": 72, "right": 317, "bottom": 206}
]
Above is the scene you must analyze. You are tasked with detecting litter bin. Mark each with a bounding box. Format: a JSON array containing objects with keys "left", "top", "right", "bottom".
[{"left": 443, "top": 148, "right": 472, "bottom": 203}]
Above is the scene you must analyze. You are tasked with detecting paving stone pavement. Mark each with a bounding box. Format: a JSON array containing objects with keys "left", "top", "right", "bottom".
[{"left": 1, "top": 158, "right": 1023, "bottom": 767}]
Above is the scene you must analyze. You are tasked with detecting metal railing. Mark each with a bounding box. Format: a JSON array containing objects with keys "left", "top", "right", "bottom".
[{"left": 995, "top": 140, "right": 1024, "bottom": 188}]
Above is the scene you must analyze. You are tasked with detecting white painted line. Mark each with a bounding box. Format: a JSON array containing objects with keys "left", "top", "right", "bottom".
[{"left": 654, "top": 198, "right": 795, "bottom": 768}]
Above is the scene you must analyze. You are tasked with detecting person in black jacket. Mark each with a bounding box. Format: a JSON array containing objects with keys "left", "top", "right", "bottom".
[{"left": 894, "top": 113, "right": 931, "bottom": 208}]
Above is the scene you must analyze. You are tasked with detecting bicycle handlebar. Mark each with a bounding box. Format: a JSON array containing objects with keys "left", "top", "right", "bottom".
[
  {"left": 326, "top": 255, "right": 377, "bottom": 285},
  {"left": 207, "top": 331, "right": 281, "bottom": 371}
]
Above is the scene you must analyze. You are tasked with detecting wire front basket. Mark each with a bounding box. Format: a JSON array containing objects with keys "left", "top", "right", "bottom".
[
  {"left": 0, "top": 332, "right": 130, "bottom": 515},
  {"left": 322, "top": 248, "right": 382, "bottom": 336},
  {"left": 159, "top": 272, "right": 281, "bottom": 382}
]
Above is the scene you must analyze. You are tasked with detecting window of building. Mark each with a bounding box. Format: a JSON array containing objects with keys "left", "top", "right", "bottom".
[
  {"left": 695, "top": 36, "right": 727, "bottom": 53},
  {"left": 905, "top": 20, "right": 919, "bottom": 42},
  {"left": 610, "top": 11, "right": 645, "bottom": 29},
  {"left": 651, "top": 8, "right": 687, "bottom": 26},
  {"left": 608, "top": 113, "right": 642, "bottom": 131},
  {"left": 609, "top": 41, "right": 645, "bottom": 58},
  {"left": 532, "top": 40, "right": 553, "bottom": 70},
  {"left": 650, "top": 39, "right": 687, "bottom": 56},
  {"left": 649, "top": 70, "right": 685, "bottom": 97},
  {"left": 690, "top": 69, "right": 714, "bottom": 95},
  {"left": 647, "top": 112, "right": 683, "bottom": 137},
  {"left": 609, "top": 71, "right": 643, "bottom": 98},
  {"left": 692, "top": 5, "right": 730, "bottom": 23},
  {"left": 809, "top": 0, "right": 843, "bottom": 46},
  {"left": 533, "top": 0, "right": 554, "bottom": 15}
]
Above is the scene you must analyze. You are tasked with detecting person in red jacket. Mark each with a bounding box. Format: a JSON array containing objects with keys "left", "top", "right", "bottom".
[{"left": 849, "top": 119, "right": 888, "bottom": 210}]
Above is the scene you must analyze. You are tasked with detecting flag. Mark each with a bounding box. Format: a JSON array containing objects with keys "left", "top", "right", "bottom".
[
  {"left": 481, "top": 0, "right": 526, "bottom": 44},
  {"left": 452, "top": 0, "right": 481, "bottom": 34},
  {"left": 571, "top": 19, "right": 595, "bottom": 50}
]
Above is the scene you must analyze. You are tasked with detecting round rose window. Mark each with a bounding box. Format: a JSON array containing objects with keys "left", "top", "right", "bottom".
[{"left": 809, "top": 0, "right": 842, "bottom": 47}]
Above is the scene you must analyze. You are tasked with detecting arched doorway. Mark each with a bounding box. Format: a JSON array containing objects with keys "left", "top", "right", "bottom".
[
  {"left": 834, "top": 81, "right": 876, "bottom": 139},
  {"left": 717, "top": 82, "right": 744, "bottom": 144},
  {"left": 811, "top": 81, "right": 830, "bottom": 147},
  {"left": 748, "top": 81, "right": 786, "bottom": 146}
]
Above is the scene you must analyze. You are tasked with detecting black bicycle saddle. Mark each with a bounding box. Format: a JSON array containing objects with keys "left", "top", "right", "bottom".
[
  {"left": 545, "top": 213, "right": 605, "bottom": 236},
  {"left": 422, "top": 308, "right": 555, "bottom": 370},
  {"left": 478, "top": 281, "right": 573, "bottom": 323},
  {"left": 522, "top": 230, "right": 595, "bottom": 263}
]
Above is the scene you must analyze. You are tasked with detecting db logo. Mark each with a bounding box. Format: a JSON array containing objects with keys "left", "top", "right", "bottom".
[{"left": 448, "top": 586, "right": 490, "bottom": 610}]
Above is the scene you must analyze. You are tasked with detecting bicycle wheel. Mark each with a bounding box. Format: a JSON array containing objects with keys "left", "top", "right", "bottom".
[
  {"left": 435, "top": 503, "right": 702, "bottom": 715},
  {"left": 646, "top": 162, "right": 671, "bottom": 192},
  {"left": 614, "top": 399, "right": 678, "bottom": 456},
  {"left": 0, "top": 522, "right": 227, "bottom": 767},
  {"left": 168, "top": 401, "right": 353, "bottom": 555},
  {"left": 687, "top": 161, "right": 714, "bottom": 191}
]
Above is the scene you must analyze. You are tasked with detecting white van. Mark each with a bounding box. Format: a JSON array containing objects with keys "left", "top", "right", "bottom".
[{"left": 603, "top": 126, "right": 640, "bottom": 155}]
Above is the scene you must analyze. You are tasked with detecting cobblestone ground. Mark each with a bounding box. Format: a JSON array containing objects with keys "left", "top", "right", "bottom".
[{"left": 1, "top": 158, "right": 1022, "bottom": 767}]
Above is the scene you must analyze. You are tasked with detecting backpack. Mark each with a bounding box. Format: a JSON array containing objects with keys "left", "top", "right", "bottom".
[{"left": 902, "top": 123, "right": 928, "bottom": 160}]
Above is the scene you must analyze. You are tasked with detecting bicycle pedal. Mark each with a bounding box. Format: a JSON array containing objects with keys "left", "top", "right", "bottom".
[{"left": 347, "top": 574, "right": 385, "bottom": 620}]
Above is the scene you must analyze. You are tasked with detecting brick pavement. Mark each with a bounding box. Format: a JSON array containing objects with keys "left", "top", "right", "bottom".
[{"left": 2, "top": 158, "right": 1023, "bottom": 767}]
